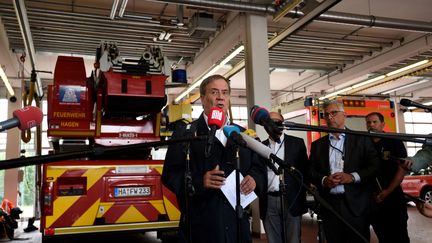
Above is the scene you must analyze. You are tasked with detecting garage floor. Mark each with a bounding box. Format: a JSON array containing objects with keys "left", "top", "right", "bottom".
[{"left": 5, "top": 204, "right": 431, "bottom": 243}]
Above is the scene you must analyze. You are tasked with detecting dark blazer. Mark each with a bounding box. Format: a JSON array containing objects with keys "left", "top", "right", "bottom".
[
  {"left": 308, "top": 133, "right": 380, "bottom": 216},
  {"left": 161, "top": 114, "right": 266, "bottom": 243},
  {"left": 258, "top": 134, "right": 309, "bottom": 219}
]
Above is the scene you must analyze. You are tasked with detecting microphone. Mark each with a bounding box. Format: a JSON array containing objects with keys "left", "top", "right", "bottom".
[
  {"left": 243, "top": 129, "right": 258, "bottom": 139},
  {"left": 0, "top": 106, "right": 43, "bottom": 132},
  {"left": 400, "top": 99, "right": 432, "bottom": 111},
  {"left": 223, "top": 125, "right": 247, "bottom": 147},
  {"left": 250, "top": 105, "right": 282, "bottom": 143},
  {"left": 205, "top": 107, "right": 225, "bottom": 158},
  {"left": 223, "top": 126, "right": 292, "bottom": 172}
]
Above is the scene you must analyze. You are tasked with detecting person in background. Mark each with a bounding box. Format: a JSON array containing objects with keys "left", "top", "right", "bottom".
[
  {"left": 404, "top": 144, "right": 432, "bottom": 218},
  {"left": 406, "top": 143, "right": 432, "bottom": 173},
  {"left": 161, "top": 74, "right": 266, "bottom": 243},
  {"left": 365, "top": 112, "right": 410, "bottom": 243},
  {"left": 258, "top": 112, "right": 309, "bottom": 243},
  {"left": 308, "top": 100, "right": 379, "bottom": 243}
]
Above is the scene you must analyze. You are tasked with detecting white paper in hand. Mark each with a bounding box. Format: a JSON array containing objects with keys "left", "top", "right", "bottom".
[{"left": 220, "top": 171, "right": 257, "bottom": 210}]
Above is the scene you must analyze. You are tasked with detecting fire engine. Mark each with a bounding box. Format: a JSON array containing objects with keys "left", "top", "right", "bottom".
[{"left": 41, "top": 43, "right": 180, "bottom": 242}]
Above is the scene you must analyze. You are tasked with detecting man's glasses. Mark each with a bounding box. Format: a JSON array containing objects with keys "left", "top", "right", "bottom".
[
  {"left": 208, "top": 89, "right": 230, "bottom": 97},
  {"left": 323, "top": 110, "right": 342, "bottom": 118}
]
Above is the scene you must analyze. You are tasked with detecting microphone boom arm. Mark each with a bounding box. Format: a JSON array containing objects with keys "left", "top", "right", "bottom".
[
  {"left": 282, "top": 121, "right": 431, "bottom": 144},
  {"left": 0, "top": 136, "right": 206, "bottom": 170}
]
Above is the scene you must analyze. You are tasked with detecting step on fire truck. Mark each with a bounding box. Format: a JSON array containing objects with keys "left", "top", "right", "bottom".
[{"left": 42, "top": 43, "right": 180, "bottom": 242}]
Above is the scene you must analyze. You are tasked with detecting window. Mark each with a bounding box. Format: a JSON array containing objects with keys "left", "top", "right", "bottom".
[
  {"left": 404, "top": 111, "right": 432, "bottom": 156},
  {"left": 191, "top": 105, "right": 248, "bottom": 128},
  {"left": 0, "top": 99, "right": 52, "bottom": 215}
]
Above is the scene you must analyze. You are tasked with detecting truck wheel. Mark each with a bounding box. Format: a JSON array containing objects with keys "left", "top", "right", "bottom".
[
  {"left": 42, "top": 236, "right": 56, "bottom": 243},
  {"left": 158, "top": 230, "right": 178, "bottom": 242}
]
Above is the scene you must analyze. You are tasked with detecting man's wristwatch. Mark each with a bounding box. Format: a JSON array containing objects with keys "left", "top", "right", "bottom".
[{"left": 351, "top": 174, "right": 355, "bottom": 183}]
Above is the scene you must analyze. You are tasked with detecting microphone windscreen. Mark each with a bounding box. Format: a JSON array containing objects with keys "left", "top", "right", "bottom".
[
  {"left": 13, "top": 106, "right": 43, "bottom": 130},
  {"left": 243, "top": 129, "right": 257, "bottom": 138},
  {"left": 240, "top": 133, "right": 272, "bottom": 159},
  {"left": 208, "top": 107, "right": 225, "bottom": 129},
  {"left": 250, "top": 105, "right": 269, "bottom": 125},
  {"left": 223, "top": 125, "right": 241, "bottom": 138},
  {"left": 400, "top": 99, "right": 412, "bottom": 107}
]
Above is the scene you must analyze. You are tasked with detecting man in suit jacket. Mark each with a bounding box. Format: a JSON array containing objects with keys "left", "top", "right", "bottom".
[
  {"left": 309, "top": 100, "right": 379, "bottom": 243},
  {"left": 258, "top": 112, "right": 309, "bottom": 243},
  {"left": 161, "top": 74, "right": 266, "bottom": 243}
]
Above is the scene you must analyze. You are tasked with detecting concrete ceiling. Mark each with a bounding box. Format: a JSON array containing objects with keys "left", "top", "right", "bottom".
[{"left": 0, "top": 0, "right": 432, "bottom": 109}]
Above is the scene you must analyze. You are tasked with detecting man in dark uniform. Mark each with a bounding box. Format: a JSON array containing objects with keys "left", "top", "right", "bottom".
[
  {"left": 365, "top": 112, "right": 410, "bottom": 243},
  {"left": 308, "top": 100, "right": 379, "bottom": 243},
  {"left": 161, "top": 74, "right": 266, "bottom": 243}
]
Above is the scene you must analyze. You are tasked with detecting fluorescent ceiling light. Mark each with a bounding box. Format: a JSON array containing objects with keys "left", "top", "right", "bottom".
[
  {"left": 382, "top": 78, "right": 429, "bottom": 94},
  {"left": 386, "top": 60, "right": 429, "bottom": 76},
  {"left": 351, "top": 75, "right": 386, "bottom": 89},
  {"left": 174, "top": 45, "right": 244, "bottom": 103},
  {"left": 158, "top": 31, "right": 166, "bottom": 40},
  {"left": 110, "top": 0, "right": 119, "bottom": 20},
  {"left": 0, "top": 66, "right": 15, "bottom": 97},
  {"left": 219, "top": 45, "right": 244, "bottom": 66},
  {"left": 319, "top": 86, "right": 353, "bottom": 100},
  {"left": 118, "top": 0, "right": 128, "bottom": 18},
  {"left": 320, "top": 59, "right": 431, "bottom": 100}
]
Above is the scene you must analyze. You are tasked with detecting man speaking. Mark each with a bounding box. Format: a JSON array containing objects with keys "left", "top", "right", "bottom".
[{"left": 162, "top": 74, "right": 265, "bottom": 243}]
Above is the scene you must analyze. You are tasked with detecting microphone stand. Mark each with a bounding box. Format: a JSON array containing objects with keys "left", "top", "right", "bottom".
[
  {"left": 183, "top": 140, "right": 194, "bottom": 243},
  {"left": 0, "top": 136, "right": 206, "bottom": 170},
  {"left": 233, "top": 146, "right": 243, "bottom": 243},
  {"left": 277, "top": 166, "right": 288, "bottom": 243}
]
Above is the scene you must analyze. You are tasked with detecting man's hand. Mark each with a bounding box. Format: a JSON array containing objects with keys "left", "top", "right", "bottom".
[
  {"left": 333, "top": 172, "right": 355, "bottom": 184},
  {"left": 240, "top": 175, "right": 256, "bottom": 195},
  {"left": 203, "top": 165, "right": 225, "bottom": 189},
  {"left": 375, "top": 189, "right": 390, "bottom": 203},
  {"left": 323, "top": 174, "right": 342, "bottom": 188}
]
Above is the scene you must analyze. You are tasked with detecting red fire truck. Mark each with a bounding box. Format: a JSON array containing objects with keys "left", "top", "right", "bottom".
[{"left": 41, "top": 45, "right": 180, "bottom": 242}]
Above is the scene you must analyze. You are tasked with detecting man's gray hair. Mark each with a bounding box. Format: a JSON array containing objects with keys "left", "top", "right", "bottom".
[{"left": 322, "top": 100, "right": 345, "bottom": 111}]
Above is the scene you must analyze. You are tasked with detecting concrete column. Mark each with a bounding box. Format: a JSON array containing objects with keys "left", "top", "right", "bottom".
[
  {"left": 244, "top": 14, "right": 271, "bottom": 139},
  {"left": 244, "top": 13, "right": 270, "bottom": 238},
  {"left": 4, "top": 87, "right": 22, "bottom": 205}
]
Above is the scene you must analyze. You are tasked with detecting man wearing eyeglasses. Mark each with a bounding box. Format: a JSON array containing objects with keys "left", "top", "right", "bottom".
[
  {"left": 257, "top": 112, "right": 309, "bottom": 243},
  {"left": 308, "top": 100, "right": 379, "bottom": 243}
]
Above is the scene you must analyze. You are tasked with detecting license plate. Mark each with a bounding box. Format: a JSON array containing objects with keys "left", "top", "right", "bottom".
[{"left": 114, "top": 186, "right": 151, "bottom": 197}]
